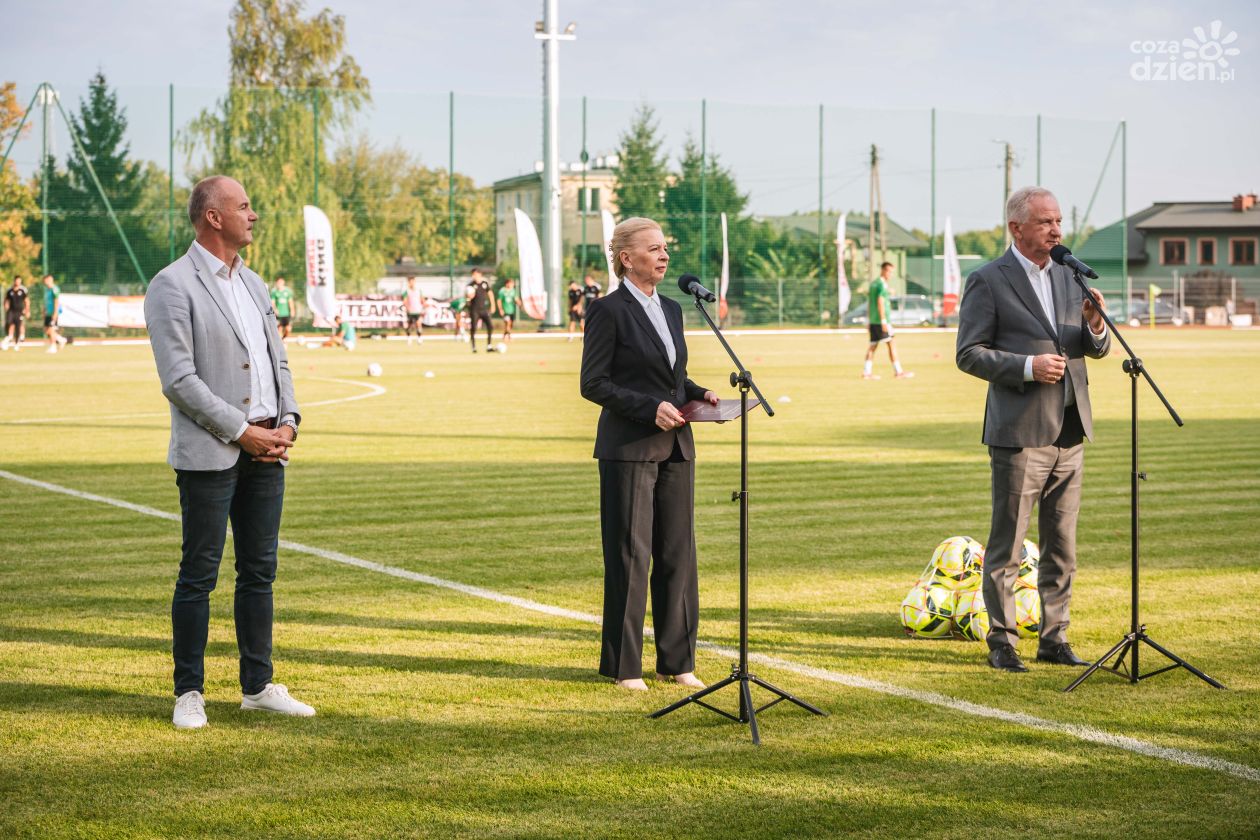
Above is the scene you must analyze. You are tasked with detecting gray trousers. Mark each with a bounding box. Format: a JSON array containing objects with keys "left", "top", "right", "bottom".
[
  {"left": 984, "top": 441, "right": 1084, "bottom": 650},
  {"left": 597, "top": 457, "right": 699, "bottom": 680}
]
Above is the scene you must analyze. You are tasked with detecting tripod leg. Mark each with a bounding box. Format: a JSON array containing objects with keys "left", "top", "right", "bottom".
[
  {"left": 1138, "top": 634, "right": 1226, "bottom": 689},
  {"left": 649, "top": 674, "right": 738, "bottom": 719},
  {"left": 749, "top": 675, "right": 828, "bottom": 716},
  {"left": 1063, "top": 634, "right": 1136, "bottom": 692},
  {"left": 740, "top": 678, "right": 760, "bottom": 746}
]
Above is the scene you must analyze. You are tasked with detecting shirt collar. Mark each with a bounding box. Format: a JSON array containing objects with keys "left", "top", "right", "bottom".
[
  {"left": 192, "top": 239, "right": 242, "bottom": 280},
  {"left": 623, "top": 278, "right": 659, "bottom": 307},
  {"left": 1009, "top": 244, "right": 1050, "bottom": 276}
]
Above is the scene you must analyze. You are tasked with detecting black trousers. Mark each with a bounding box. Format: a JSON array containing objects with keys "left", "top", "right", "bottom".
[
  {"left": 597, "top": 452, "right": 699, "bottom": 680},
  {"left": 469, "top": 309, "right": 493, "bottom": 347},
  {"left": 172, "top": 452, "right": 285, "bottom": 696}
]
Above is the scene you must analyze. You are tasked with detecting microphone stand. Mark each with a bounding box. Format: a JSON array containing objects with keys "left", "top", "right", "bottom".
[
  {"left": 650, "top": 293, "right": 826, "bottom": 744},
  {"left": 1062, "top": 267, "right": 1224, "bottom": 692}
]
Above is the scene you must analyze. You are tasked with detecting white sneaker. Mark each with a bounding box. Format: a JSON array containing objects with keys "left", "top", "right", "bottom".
[
  {"left": 173, "top": 690, "right": 208, "bottom": 729},
  {"left": 241, "top": 683, "right": 316, "bottom": 717},
  {"left": 0, "top": 338, "right": 9, "bottom": 351},
  {"left": 46, "top": 344, "right": 57, "bottom": 354}
]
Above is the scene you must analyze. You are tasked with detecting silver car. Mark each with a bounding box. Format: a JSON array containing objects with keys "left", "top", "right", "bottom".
[{"left": 843, "top": 294, "right": 936, "bottom": 327}]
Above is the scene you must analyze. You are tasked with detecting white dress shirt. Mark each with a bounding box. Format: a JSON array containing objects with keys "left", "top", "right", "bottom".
[
  {"left": 623, "top": 278, "right": 677, "bottom": 369},
  {"left": 192, "top": 241, "right": 280, "bottom": 438},
  {"left": 1009, "top": 245, "right": 1106, "bottom": 405}
]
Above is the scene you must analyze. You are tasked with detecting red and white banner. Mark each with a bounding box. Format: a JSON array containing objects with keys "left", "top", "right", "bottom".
[
  {"left": 513, "top": 208, "right": 547, "bottom": 319},
  {"left": 836, "top": 213, "right": 851, "bottom": 317},
  {"left": 601, "top": 209, "right": 619, "bottom": 292},
  {"left": 719, "top": 212, "right": 730, "bottom": 321},
  {"left": 58, "top": 293, "right": 146, "bottom": 328},
  {"left": 942, "top": 215, "right": 961, "bottom": 317},
  {"left": 304, "top": 205, "right": 337, "bottom": 322}
]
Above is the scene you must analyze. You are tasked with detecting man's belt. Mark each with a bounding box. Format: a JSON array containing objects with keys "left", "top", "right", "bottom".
[{"left": 248, "top": 417, "right": 277, "bottom": 430}]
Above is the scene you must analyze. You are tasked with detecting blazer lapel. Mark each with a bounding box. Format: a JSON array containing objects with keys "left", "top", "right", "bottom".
[
  {"left": 618, "top": 284, "right": 673, "bottom": 371},
  {"left": 998, "top": 251, "right": 1058, "bottom": 343},
  {"left": 187, "top": 246, "right": 248, "bottom": 351},
  {"left": 1051, "top": 263, "right": 1070, "bottom": 342},
  {"left": 664, "top": 300, "right": 685, "bottom": 373}
]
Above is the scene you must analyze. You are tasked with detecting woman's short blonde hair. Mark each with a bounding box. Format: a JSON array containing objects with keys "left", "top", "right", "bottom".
[{"left": 608, "top": 217, "right": 662, "bottom": 279}]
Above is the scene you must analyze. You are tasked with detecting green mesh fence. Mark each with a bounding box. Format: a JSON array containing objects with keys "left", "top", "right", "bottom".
[{"left": 1, "top": 82, "right": 1132, "bottom": 327}]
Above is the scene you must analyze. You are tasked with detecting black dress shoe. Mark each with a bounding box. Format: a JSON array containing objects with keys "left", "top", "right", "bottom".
[
  {"left": 1036, "top": 642, "right": 1089, "bottom": 666},
  {"left": 988, "top": 644, "right": 1029, "bottom": 672}
]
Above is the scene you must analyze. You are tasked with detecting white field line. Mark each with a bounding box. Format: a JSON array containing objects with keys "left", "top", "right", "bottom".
[
  {"left": 1, "top": 467, "right": 1256, "bottom": 784},
  {"left": 3, "top": 377, "right": 385, "bottom": 425}
]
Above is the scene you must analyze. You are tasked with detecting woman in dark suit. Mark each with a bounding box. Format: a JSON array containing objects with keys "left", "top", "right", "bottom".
[{"left": 580, "top": 217, "right": 718, "bottom": 691}]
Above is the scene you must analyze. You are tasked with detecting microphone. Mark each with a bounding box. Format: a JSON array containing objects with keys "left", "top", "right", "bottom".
[
  {"left": 678, "top": 274, "right": 717, "bottom": 302},
  {"left": 1049, "top": 244, "right": 1099, "bottom": 280}
]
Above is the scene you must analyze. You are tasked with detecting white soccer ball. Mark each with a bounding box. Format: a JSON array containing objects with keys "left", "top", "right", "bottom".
[
  {"left": 1016, "top": 539, "right": 1040, "bottom": 591},
  {"left": 424, "top": 370, "right": 435, "bottom": 378},
  {"left": 954, "top": 588, "right": 990, "bottom": 642},
  {"left": 1015, "top": 587, "right": 1042, "bottom": 639},
  {"left": 366, "top": 363, "right": 383, "bottom": 377},
  {"left": 495, "top": 342, "right": 507, "bottom": 354},
  {"left": 900, "top": 583, "right": 956, "bottom": 639},
  {"left": 925, "top": 536, "right": 984, "bottom": 591}
]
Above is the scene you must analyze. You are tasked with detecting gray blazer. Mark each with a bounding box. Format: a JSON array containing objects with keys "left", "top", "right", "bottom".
[
  {"left": 956, "top": 247, "right": 1110, "bottom": 448},
  {"left": 144, "top": 244, "right": 299, "bottom": 471}
]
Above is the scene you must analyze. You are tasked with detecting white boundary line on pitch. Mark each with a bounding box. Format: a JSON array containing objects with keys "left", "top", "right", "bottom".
[
  {"left": 2, "top": 377, "right": 386, "bottom": 426},
  {"left": 1, "top": 467, "right": 1256, "bottom": 785}
]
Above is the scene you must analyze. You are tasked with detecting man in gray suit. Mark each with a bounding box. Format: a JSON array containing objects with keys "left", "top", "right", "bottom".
[
  {"left": 145, "top": 175, "right": 315, "bottom": 728},
  {"left": 957, "top": 186, "right": 1110, "bottom": 673}
]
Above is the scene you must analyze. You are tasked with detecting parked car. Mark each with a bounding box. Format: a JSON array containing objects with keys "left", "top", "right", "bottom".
[
  {"left": 1102, "top": 297, "right": 1190, "bottom": 326},
  {"left": 842, "top": 294, "right": 936, "bottom": 327}
]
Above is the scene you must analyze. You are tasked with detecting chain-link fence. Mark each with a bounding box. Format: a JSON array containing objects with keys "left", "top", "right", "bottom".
[{"left": 2, "top": 81, "right": 1131, "bottom": 327}]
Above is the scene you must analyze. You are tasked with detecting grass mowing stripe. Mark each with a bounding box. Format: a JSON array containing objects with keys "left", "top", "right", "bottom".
[{"left": 4, "top": 466, "right": 1258, "bottom": 786}]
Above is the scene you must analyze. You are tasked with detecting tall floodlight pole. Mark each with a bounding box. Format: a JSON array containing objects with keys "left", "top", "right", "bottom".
[{"left": 536, "top": 3, "right": 576, "bottom": 328}]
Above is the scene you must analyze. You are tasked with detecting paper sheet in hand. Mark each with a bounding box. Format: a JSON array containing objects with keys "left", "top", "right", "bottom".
[{"left": 679, "top": 398, "right": 761, "bottom": 423}]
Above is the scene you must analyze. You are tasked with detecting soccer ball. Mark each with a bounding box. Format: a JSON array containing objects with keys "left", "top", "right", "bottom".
[
  {"left": 1016, "top": 539, "right": 1040, "bottom": 590},
  {"left": 900, "top": 583, "right": 956, "bottom": 639},
  {"left": 926, "top": 536, "right": 984, "bottom": 591},
  {"left": 954, "top": 588, "right": 991, "bottom": 642},
  {"left": 495, "top": 342, "right": 507, "bottom": 354},
  {"left": 366, "top": 363, "right": 383, "bottom": 377},
  {"left": 1015, "top": 587, "right": 1042, "bottom": 638}
]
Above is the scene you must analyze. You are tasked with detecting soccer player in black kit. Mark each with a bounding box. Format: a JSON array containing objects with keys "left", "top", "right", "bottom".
[
  {"left": 467, "top": 268, "right": 495, "bottom": 353},
  {"left": 581, "top": 274, "right": 601, "bottom": 333}
]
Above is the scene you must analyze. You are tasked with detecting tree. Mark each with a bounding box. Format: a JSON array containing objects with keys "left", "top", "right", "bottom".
[
  {"left": 613, "top": 105, "right": 669, "bottom": 220},
  {"left": 32, "top": 72, "right": 163, "bottom": 287},
  {"left": 0, "top": 83, "right": 40, "bottom": 281},
  {"left": 188, "top": 0, "right": 370, "bottom": 285},
  {"left": 662, "top": 138, "right": 749, "bottom": 282}
]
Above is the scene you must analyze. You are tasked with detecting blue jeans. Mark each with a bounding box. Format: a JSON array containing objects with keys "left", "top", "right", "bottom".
[{"left": 173, "top": 452, "right": 285, "bottom": 696}]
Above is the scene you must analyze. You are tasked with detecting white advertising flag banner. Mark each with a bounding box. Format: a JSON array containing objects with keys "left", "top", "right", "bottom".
[
  {"left": 514, "top": 208, "right": 547, "bottom": 319},
  {"left": 943, "top": 215, "right": 962, "bottom": 316},
  {"left": 836, "top": 213, "right": 851, "bottom": 317},
  {"left": 719, "top": 212, "right": 730, "bottom": 321},
  {"left": 303, "top": 205, "right": 336, "bottom": 321},
  {"left": 601, "top": 209, "right": 619, "bottom": 292}
]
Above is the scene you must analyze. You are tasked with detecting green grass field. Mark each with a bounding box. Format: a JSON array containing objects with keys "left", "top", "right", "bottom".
[{"left": 2, "top": 327, "right": 1258, "bottom": 838}]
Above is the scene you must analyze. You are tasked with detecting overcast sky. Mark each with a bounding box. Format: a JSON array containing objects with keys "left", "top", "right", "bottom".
[{"left": 3, "top": 0, "right": 1256, "bottom": 232}]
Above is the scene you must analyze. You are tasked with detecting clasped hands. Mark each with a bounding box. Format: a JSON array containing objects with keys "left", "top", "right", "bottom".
[
  {"left": 655, "top": 391, "right": 719, "bottom": 431},
  {"left": 239, "top": 424, "right": 296, "bottom": 463}
]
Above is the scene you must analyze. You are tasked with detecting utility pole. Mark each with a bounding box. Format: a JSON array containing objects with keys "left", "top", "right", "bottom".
[
  {"left": 535, "top": 1, "right": 576, "bottom": 328},
  {"left": 868, "top": 144, "right": 887, "bottom": 283},
  {"left": 868, "top": 144, "right": 877, "bottom": 281},
  {"left": 995, "top": 139, "right": 1014, "bottom": 247}
]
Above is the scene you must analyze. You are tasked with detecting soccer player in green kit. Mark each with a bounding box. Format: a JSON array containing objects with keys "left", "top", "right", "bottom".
[
  {"left": 496, "top": 277, "right": 522, "bottom": 344},
  {"left": 862, "top": 262, "right": 913, "bottom": 380},
  {"left": 270, "top": 276, "right": 294, "bottom": 339}
]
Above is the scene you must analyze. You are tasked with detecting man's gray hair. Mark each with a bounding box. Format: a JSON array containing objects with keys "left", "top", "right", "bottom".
[
  {"left": 1006, "top": 186, "right": 1057, "bottom": 226},
  {"left": 188, "top": 175, "right": 231, "bottom": 228}
]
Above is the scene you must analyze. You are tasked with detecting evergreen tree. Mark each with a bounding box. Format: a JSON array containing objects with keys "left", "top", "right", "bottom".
[
  {"left": 613, "top": 105, "right": 669, "bottom": 220},
  {"left": 663, "top": 138, "right": 749, "bottom": 281},
  {"left": 37, "top": 71, "right": 162, "bottom": 287}
]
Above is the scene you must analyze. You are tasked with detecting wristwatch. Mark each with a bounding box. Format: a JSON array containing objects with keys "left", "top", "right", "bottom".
[{"left": 280, "top": 417, "right": 299, "bottom": 441}]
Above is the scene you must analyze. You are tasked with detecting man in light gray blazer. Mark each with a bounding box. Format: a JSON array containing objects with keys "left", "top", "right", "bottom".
[
  {"left": 145, "top": 175, "right": 314, "bottom": 728},
  {"left": 957, "top": 186, "right": 1110, "bottom": 673}
]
